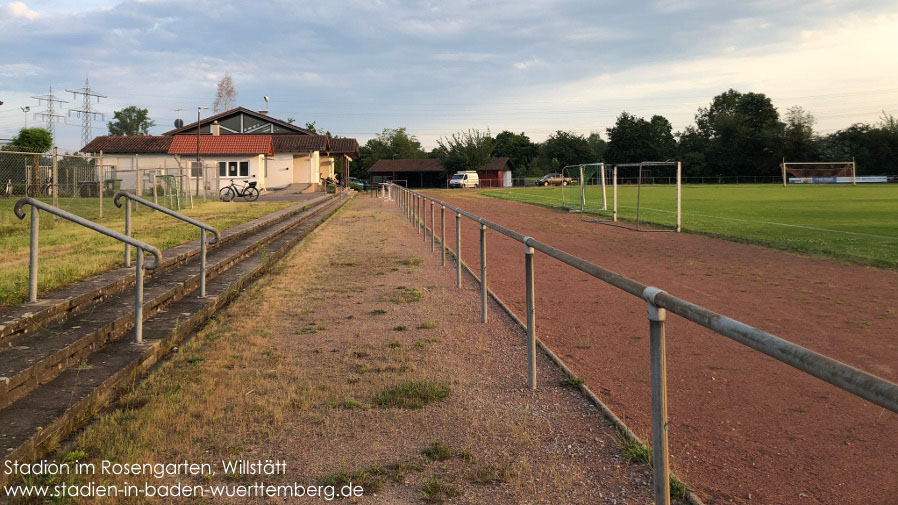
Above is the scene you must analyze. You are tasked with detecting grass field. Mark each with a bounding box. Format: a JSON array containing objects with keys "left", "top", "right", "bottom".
[
  {"left": 484, "top": 184, "right": 898, "bottom": 268},
  {"left": 0, "top": 197, "right": 294, "bottom": 306}
]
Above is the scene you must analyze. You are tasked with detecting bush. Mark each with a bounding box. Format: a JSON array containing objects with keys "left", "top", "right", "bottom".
[{"left": 350, "top": 182, "right": 364, "bottom": 192}]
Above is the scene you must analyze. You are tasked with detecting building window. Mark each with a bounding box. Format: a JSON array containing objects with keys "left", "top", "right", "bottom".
[{"left": 218, "top": 161, "right": 250, "bottom": 178}]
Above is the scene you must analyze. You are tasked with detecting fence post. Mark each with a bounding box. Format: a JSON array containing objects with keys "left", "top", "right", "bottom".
[
  {"left": 28, "top": 206, "right": 39, "bottom": 303},
  {"left": 52, "top": 147, "right": 59, "bottom": 217},
  {"left": 98, "top": 151, "right": 104, "bottom": 219},
  {"left": 525, "top": 239, "right": 536, "bottom": 389},
  {"left": 416, "top": 195, "right": 420, "bottom": 234},
  {"left": 134, "top": 249, "right": 144, "bottom": 343},
  {"left": 480, "top": 222, "right": 487, "bottom": 323},
  {"left": 440, "top": 205, "right": 445, "bottom": 266},
  {"left": 430, "top": 200, "right": 435, "bottom": 252},
  {"left": 645, "top": 287, "right": 671, "bottom": 505},
  {"left": 676, "top": 161, "right": 682, "bottom": 233},
  {"left": 124, "top": 198, "right": 131, "bottom": 267},
  {"left": 456, "top": 213, "right": 461, "bottom": 288},
  {"left": 422, "top": 196, "right": 427, "bottom": 243}
]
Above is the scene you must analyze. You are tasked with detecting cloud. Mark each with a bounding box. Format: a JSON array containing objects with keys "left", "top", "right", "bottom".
[
  {"left": 1, "top": 1, "right": 39, "bottom": 20},
  {"left": 0, "top": 63, "right": 42, "bottom": 77},
  {"left": 514, "top": 58, "right": 544, "bottom": 70}
]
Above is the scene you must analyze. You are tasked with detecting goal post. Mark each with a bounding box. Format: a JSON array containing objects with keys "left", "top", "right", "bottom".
[{"left": 781, "top": 159, "right": 857, "bottom": 186}]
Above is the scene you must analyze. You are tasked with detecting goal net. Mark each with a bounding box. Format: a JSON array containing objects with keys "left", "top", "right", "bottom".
[
  {"left": 781, "top": 160, "right": 856, "bottom": 186},
  {"left": 601, "top": 161, "right": 682, "bottom": 232}
]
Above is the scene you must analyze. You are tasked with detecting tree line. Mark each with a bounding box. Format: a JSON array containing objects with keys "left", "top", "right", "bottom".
[{"left": 352, "top": 88, "right": 898, "bottom": 179}]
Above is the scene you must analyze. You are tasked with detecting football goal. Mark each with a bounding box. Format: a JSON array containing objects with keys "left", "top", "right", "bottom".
[
  {"left": 780, "top": 160, "right": 856, "bottom": 186},
  {"left": 560, "top": 163, "right": 608, "bottom": 213},
  {"left": 603, "top": 161, "right": 682, "bottom": 232}
]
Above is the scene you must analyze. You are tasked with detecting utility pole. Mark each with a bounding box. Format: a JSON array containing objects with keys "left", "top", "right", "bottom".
[
  {"left": 67, "top": 77, "right": 106, "bottom": 148},
  {"left": 31, "top": 86, "right": 68, "bottom": 138}
]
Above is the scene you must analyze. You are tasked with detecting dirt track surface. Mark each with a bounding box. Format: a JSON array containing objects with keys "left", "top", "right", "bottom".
[{"left": 418, "top": 190, "right": 898, "bottom": 505}]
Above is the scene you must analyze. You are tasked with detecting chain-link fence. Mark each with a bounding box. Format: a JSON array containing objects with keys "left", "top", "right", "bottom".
[{"left": 1, "top": 150, "right": 225, "bottom": 222}]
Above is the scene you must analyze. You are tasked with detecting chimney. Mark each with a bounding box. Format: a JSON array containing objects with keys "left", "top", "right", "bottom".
[{"left": 211, "top": 121, "right": 220, "bottom": 136}]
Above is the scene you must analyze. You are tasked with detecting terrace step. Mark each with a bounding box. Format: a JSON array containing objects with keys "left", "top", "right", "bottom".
[
  {"left": 0, "top": 195, "right": 331, "bottom": 347},
  {"left": 0, "top": 195, "right": 348, "bottom": 472},
  {"left": 0, "top": 195, "right": 341, "bottom": 411}
]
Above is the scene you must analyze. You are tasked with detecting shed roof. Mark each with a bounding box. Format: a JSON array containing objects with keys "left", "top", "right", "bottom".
[{"left": 480, "top": 157, "right": 515, "bottom": 172}]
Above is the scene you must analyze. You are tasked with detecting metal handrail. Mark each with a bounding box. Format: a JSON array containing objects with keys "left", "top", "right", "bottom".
[
  {"left": 114, "top": 191, "right": 220, "bottom": 298},
  {"left": 14, "top": 197, "right": 162, "bottom": 344},
  {"left": 388, "top": 184, "right": 898, "bottom": 505}
]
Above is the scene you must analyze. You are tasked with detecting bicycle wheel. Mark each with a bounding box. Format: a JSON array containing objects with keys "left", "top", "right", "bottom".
[
  {"left": 244, "top": 187, "right": 260, "bottom": 202},
  {"left": 219, "top": 186, "right": 235, "bottom": 202}
]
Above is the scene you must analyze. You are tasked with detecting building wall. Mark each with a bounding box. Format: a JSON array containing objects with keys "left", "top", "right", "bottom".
[
  {"left": 293, "top": 154, "right": 311, "bottom": 183},
  {"left": 265, "top": 153, "right": 295, "bottom": 189}
]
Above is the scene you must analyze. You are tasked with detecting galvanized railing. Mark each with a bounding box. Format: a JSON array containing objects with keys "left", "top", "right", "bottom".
[
  {"left": 14, "top": 197, "right": 162, "bottom": 344},
  {"left": 386, "top": 184, "right": 898, "bottom": 505},
  {"left": 114, "top": 192, "right": 220, "bottom": 298}
]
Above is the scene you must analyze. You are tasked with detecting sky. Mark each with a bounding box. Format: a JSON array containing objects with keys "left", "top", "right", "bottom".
[{"left": 0, "top": 0, "right": 897, "bottom": 152}]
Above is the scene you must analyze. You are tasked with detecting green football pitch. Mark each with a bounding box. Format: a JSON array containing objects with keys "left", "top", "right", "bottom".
[{"left": 483, "top": 184, "right": 898, "bottom": 268}]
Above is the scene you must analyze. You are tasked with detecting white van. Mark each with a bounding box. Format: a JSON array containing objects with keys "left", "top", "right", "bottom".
[{"left": 449, "top": 171, "right": 479, "bottom": 188}]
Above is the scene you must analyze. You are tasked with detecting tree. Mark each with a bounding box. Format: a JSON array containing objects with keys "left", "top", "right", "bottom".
[
  {"left": 492, "top": 131, "right": 538, "bottom": 173},
  {"left": 351, "top": 127, "right": 425, "bottom": 177},
  {"left": 3, "top": 127, "right": 52, "bottom": 152},
  {"left": 694, "top": 89, "right": 784, "bottom": 176},
  {"left": 435, "top": 130, "right": 494, "bottom": 174},
  {"left": 107, "top": 106, "right": 155, "bottom": 136},
  {"left": 213, "top": 74, "right": 237, "bottom": 113},
  {"left": 783, "top": 106, "right": 818, "bottom": 161},
  {"left": 587, "top": 132, "right": 607, "bottom": 162},
  {"left": 605, "top": 112, "right": 676, "bottom": 163},
  {"left": 537, "top": 130, "right": 596, "bottom": 173}
]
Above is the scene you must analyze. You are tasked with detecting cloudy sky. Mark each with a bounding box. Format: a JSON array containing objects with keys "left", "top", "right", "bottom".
[{"left": 0, "top": 0, "right": 896, "bottom": 151}]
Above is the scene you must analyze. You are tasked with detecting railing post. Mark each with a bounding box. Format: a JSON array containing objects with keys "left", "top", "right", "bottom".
[
  {"left": 124, "top": 198, "right": 132, "bottom": 267},
  {"left": 28, "top": 206, "right": 39, "bottom": 303},
  {"left": 430, "top": 200, "right": 435, "bottom": 251},
  {"left": 135, "top": 249, "right": 144, "bottom": 344},
  {"left": 456, "top": 212, "right": 462, "bottom": 288},
  {"left": 480, "top": 222, "right": 487, "bottom": 323},
  {"left": 440, "top": 205, "right": 445, "bottom": 266},
  {"left": 416, "top": 195, "right": 420, "bottom": 234},
  {"left": 98, "top": 150, "right": 104, "bottom": 219},
  {"left": 525, "top": 239, "right": 536, "bottom": 389},
  {"left": 422, "top": 196, "right": 427, "bottom": 242},
  {"left": 200, "top": 229, "right": 207, "bottom": 298},
  {"left": 645, "top": 287, "right": 671, "bottom": 505}
]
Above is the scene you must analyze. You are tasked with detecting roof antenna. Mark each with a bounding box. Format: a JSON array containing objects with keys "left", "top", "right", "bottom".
[{"left": 260, "top": 96, "right": 269, "bottom": 115}]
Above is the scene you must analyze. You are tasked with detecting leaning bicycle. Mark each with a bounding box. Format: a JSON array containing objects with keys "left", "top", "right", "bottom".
[{"left": 219, "top": 179, "right": 260, "bottom": 202}]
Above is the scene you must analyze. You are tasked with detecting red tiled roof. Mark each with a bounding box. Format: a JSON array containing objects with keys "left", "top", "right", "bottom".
[
  {"left": 369, "top": 159, "right": 444, "bottom": 173},
  {"left": 81, "top": 136, "right": 172, "bottom": 154},
  {"left": 272, "top": 135, "right": 329, "bottom": 153},
  {"left": 480, "top": 157, "right": 514, "bottom": 172},
  {"left": 168, "top": 135, "right": 273, "bottom": 155}
]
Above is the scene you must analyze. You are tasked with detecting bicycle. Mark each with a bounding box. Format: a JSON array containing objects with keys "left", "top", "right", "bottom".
[{"left": 219, "top": 179, "right": 260, "bottom": 202}]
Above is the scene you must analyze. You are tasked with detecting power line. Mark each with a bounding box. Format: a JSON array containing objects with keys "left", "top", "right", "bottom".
[{"left": 67, "top": 77, "right": 106, "bottom": 148}]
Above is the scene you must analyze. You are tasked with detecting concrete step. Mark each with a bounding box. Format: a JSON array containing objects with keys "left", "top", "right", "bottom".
[
  {"left": 0, "top": 196, "right": 341, "bottom": 411},
  {"left": 0, "top": 195, "right": 348, "bottom": 471},
  {"left": 0, "top": 195, "right": 331, "bottom": 347}
]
